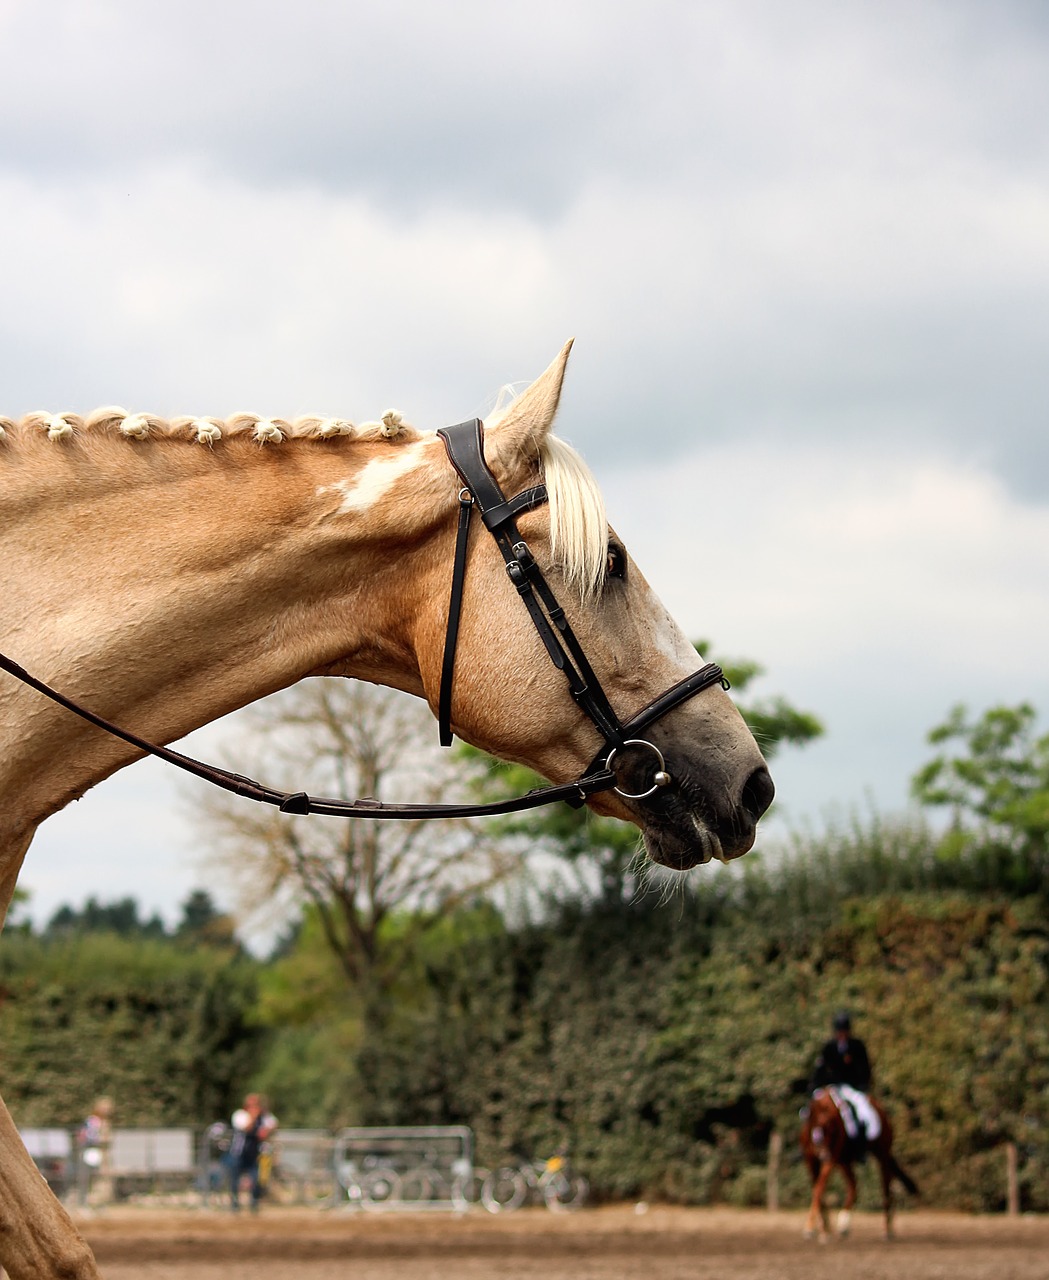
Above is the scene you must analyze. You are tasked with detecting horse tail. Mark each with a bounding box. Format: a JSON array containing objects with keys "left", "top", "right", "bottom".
[{"left": 888, "top": 1154, "right": 919, "bottom": 1197}]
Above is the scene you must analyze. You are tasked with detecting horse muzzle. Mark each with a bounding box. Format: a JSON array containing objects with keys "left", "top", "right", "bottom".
[{"left": 634, "top": 760, "right": 775, "bottom": 871}]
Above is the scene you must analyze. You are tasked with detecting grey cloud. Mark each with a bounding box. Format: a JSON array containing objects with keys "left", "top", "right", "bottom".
[
  {"left": 2, "top": 0, "right": 658, "bottom": 212},
  {"left": 1, "top": 0, "right": 1047, "bottom": 498},
  {"left": 5, "top": 1, "right": 1048, "bottom": 212},
  {"left": 7, "top": 0, "right": 1049, "bottom": 933}
]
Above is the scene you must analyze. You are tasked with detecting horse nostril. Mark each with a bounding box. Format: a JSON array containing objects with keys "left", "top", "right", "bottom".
[{"left": 741, "top": 766, "right": 775, "bottom": 822}]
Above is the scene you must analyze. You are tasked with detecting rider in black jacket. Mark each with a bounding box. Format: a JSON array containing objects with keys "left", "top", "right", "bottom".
[
  {"left": 809, "top": 1010, "right": 872, "bottom": 1093},
  {"left": 807, "top": 1011, "right": 877, "bottom": 1154}
]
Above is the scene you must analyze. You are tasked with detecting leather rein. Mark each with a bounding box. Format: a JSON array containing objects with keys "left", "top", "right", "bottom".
[{"left": 0, "top": 419, "right": 727, "bottom": 821}]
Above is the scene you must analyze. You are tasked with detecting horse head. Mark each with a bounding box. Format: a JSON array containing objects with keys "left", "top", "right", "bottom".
[{"left": 417, "top": 341, "right": 774, "bottom": 870}]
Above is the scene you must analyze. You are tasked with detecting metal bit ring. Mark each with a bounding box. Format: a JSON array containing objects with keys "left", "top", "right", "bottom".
[{"left": 606, "top": 739, "right": 672, "bottom": 800}]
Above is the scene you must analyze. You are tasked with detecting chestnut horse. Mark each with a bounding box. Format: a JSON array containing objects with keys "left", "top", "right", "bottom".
[
  {"left": 801, "top": 1089, "right": 918, "bottom": 1241},
  {"left": 0, "top": 341, "right": 772, "bottom": 1278}
]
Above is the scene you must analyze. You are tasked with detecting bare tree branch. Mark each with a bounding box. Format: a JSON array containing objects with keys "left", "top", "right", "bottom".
[{"left": 187, "top": 680, "right": 519, "bottom": 990}]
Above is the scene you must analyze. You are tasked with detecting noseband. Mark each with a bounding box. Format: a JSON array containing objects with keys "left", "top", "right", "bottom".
[{"left": 0, "top": 420, "right": 727, "bottom": 821}]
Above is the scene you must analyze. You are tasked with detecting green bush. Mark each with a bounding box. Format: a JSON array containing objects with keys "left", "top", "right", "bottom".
[
  {"left": 347, "top": 847, "right": 1049, "bottom": 1211},
  {"left": 0, "top": 932, "right": 265, "bottom": 1127}
]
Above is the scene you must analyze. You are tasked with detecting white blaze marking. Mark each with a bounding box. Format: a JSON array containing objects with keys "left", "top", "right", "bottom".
[{"left": 324, "top": 442, "right": 427, "bottom": 515}]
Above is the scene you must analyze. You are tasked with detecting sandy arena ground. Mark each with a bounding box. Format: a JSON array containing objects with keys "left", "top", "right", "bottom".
[{"left": 68, "top": 1204, "right": 1049, "bottom": 1280}]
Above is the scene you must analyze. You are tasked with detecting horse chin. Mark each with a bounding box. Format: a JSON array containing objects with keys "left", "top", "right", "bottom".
[
  {"left": 632, "top": 758, "right": 773, "bottom": 871},
  {"left": 642, "top": 816, "right": 757, "bottom": 871}
]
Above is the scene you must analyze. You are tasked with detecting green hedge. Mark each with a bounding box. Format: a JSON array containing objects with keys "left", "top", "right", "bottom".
[
  {"left": 0, "top": 932, "right": 265, "bottom": 1127},
  {"left": 4, "top": 837, "right": 1046, "bottom": 1213},
  {"left": 354, "top": 886, "right": 1049, "bottom": 1211}
]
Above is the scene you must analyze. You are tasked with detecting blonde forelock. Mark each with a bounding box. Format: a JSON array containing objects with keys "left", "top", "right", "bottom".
[{"left": 538, "top": 434, "right": 608, "bottom": 604}]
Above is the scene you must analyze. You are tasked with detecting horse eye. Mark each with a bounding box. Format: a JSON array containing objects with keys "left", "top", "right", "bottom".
[{"left": 606, "top": 544, "right": 627, "bottom": 581}]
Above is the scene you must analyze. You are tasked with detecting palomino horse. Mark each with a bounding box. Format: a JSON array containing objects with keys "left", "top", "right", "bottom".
[
  {"left": 801, "top": 1089, "right": 918, "bottom": 1241},
  {"left": 0, "top": 341, "right": 772, "bottom": 1278}
]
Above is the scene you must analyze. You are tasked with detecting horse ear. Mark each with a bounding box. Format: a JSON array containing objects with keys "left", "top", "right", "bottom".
[{"left": 484, "top": 339, "right": 574, "bottom": 474}]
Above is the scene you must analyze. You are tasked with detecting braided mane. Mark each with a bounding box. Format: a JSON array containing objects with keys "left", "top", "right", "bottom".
[
  {"left": 0, "top": 406, "right": 417, "bottom": 447},
  {"left": 0, "top": 404, "right": 607, "bottom": 604}
]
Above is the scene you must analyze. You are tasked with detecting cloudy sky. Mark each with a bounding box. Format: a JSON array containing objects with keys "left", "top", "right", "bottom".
[{"left": 4, "top": 0, "right": 1048, "bottom": 933}]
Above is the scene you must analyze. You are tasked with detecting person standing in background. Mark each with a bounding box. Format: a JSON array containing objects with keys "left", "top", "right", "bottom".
[{"left": 228, "top": 1093, "right": 278, "bottom": 1213}]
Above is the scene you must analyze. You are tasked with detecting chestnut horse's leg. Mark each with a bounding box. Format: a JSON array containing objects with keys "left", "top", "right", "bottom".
[
  {"left": 802, "top": 1153, "right": 819, "bottom": 1238},
  {"left": 0, "top": 1093, "right": 101, "bottom": 1280},
  {"left": 804, "top": 1158, "right": 835, "bottom": 1241},
  {"left": 878, "top": 1152, "right": 896, "bottom": 1239},
  {"left": 836, "top": 1161, "right": 857, "bottom": 1237}
]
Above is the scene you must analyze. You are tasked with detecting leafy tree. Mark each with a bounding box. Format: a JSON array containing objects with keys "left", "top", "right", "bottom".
[
  {"left": 43, "top": 896, "right": 167, "bottom": 939},
  {"left": 250, "top": 900, "right": 508, "bottom": 1127},
  {"left": 911, "top": 702, "right": 1049, "bottom": 890},
  {"left": 246, "top": 906, "right": 367, "bottom": 1125},
  {"left": 3, "top": 886, "right": 32, "bottom": 933},
  {"left": 175, "top": 889, "right": 238, "bottom": 948},
  {"left": 695, "top": 641, "right": 823, "bottom": 761}
]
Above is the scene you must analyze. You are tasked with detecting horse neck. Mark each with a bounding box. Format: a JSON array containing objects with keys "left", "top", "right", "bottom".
[{"left": 0, "top": 433, "right": 453, "bottom": 829}]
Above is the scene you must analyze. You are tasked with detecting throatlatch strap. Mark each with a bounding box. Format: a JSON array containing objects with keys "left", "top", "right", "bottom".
[
  {"left": 438, "top": 491, "right": 474, "bottom": 746},
  {"left": 437, "top": 417, "right": 627, "bottom": 749},
  {"left": 436, "top": 418, "right": 551, "bottom": 746}
]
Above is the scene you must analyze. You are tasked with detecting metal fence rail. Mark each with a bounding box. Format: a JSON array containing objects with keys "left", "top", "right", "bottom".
[
  {"left": 335, "top": 1126, "right": 475, "bottom": 1212},
  {"left": 19, "top": 1128, "right": 73, "bottom": 1198},
  {"left": 19, "top": 1124, "right": 480, "bottom": 1211},
  {"left": 269, "top": 1129, "right": 337, "bottom": 1206}
]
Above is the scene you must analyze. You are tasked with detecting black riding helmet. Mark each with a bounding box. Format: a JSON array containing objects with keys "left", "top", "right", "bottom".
[{"left": 832, "top": 1010, "right": 852, "bottom": 1032}]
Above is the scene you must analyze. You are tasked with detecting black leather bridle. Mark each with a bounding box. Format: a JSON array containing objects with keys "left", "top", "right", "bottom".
[
  {"left": 437, "top": 419, "right": 728, "bottom": 800},
  {"left": 0, "top": 419, "right": 727, "bottom": 821}
]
